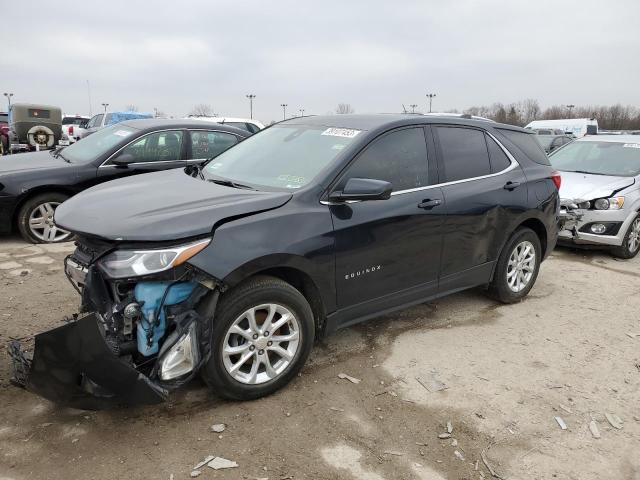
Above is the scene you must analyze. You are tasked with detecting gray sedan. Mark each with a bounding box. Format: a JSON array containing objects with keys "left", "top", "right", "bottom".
[{"left": 552, "top": 135, "right": 640, "bottom": 258}]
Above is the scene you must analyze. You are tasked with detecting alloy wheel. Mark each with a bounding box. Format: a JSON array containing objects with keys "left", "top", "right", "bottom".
[
  {"left": 506, "top": 240, "right": 536, "bottom": 293},
  {"left": 28, "top": 202, "right": 71, "bottom": 242},
  {"left": 628, "top": 218, "right": 640, "bottom": 253},
  {"left": 222, "top": 303, "right": 301, "bottom": 385}
]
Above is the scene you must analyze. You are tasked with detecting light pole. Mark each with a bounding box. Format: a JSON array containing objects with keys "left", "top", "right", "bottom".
[
  {"left": 280, "top": 103, "right": 288, "bottom": 120},
  {"left": 565, "top": 104, "right": 575, "bottom": 117},
  {"left": 299, "top": 108, "right": 305, "bottom": 117},
  {"left": 101, "top": 103, "right": 109, "bottom": 113},
  {"left": 3, "top": 92, "right": 13, "bottom": 112},
  {"left": 426, "top": 93, "right": 436, "bottom": 113},
  {"left": 154, "top": 107, "right": 158, "bottom": 118},
  {"left": 409, "top": 104, "right": 418, "bottom": 113},
  {"left": 246, "top": 94, "right": 256, "bottom": 119}
]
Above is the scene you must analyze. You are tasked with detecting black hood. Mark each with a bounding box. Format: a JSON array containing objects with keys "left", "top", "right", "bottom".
[
  {"left": 0, "top": 150, "right": 75, "bottom": 174},
  {"left": 55, "top": 169, "right": 292, "bottom": 241}
]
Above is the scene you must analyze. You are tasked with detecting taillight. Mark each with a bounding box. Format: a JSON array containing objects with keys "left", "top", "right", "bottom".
[
  {"left": 68, "top": 125, "right": 74, "bottom": 135},
  {"left": 551, "top": 171, "right": 561, "bottom": 190}
]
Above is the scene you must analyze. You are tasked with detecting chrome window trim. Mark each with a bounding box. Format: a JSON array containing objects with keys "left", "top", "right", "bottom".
[
  {"left": 98, "top": 128, "right": 187, "bottom": 168},
  {"left": 321, "top": 130, "right": 520, "bottom": 204}
]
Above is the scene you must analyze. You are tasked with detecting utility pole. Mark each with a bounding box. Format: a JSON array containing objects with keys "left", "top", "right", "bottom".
[
  {"left": 426, "top": 93, "right": 436, "bottom": 113},
  {"left": 3, "top": 92, "right": 13, "bottom": 112},
  {"left": 86, "top": 80, "right": 92, "bottom": 116},
  {"left": 280, "top": 104, "right": 288, "bottom": 120},
  {"left": 246, "top": 94, "right": 256, "bottom": 119},
  {"left": 101, "top": 103, "right": 109, "bottom": 113},
  {"left": 566, "top": 104, "right": 575, "bottom": 117},
  {"left": 409, "top": 104, "right": 418, "bottom": 113},
  {"left": 299, "top": 108, "right": 305, "bottom": 117}
]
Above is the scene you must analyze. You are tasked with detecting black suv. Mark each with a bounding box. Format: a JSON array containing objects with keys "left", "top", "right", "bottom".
[{"left": 12, "top": 114, "right": 559, "bottom": 409}]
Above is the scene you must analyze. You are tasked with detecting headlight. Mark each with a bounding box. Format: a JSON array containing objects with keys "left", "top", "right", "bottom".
[
  {"left": 593, "top": 197, "right": 624, "bottom": 210},
  {"left": 98, "top": 238, "right": 210, "bottom": 278}
]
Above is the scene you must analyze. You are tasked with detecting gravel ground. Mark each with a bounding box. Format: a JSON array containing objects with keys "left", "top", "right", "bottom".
[{"left": 0, "top": 236, "right": 638, "bottom": 480}]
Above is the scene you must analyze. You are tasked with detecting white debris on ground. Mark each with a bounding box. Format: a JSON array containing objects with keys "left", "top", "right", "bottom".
[
  {"left": 207, "top": 457, "right": 238, "bottom": 470},
  {"left": 338, "top": 372, "right": 361, "bottom": 384},
  {"left": 210, "top": 423, "right": 226, "bottom": 433}
]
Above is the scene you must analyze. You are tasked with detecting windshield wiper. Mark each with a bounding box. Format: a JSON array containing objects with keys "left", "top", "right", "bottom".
[
  {"left": 207, "top": 178, "right": 256, "bottom": 190},
  {"left": 569, "top": 170, "right": 608, "bottom": 176}
]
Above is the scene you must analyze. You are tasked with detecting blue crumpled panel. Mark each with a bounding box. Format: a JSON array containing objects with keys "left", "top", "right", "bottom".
[{"left": 107, "top": 111, "right": 153, "bottom": 126}]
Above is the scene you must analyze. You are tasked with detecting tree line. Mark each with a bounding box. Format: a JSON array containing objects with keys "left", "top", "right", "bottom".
[{"left": 461, "top": 99, "right": 640, "bottom": 130}]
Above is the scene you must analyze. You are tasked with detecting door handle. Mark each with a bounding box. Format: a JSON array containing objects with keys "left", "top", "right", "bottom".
[
  {"left": 418, "top": 198, "right": 442, "bottom": 209},
  {"left": 503, "top": 181, "right": 521, "bottom": 191}
]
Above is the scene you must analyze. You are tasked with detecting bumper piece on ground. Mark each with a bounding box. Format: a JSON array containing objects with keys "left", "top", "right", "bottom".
[{"left": 9, "top": 314, "right": 168, "bottom": 410}]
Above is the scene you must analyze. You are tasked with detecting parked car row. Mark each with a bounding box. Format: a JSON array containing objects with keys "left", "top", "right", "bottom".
[
  {"left": 0, "top": 119, "right": 249, "bottom": 242},
  {"left": 9, "top": 114, "right": 562, "bottom": 408}
]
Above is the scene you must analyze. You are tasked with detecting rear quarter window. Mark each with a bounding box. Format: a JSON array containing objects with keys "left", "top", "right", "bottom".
[{"left": 498, "top": 129, "right": 550, "bottom": 165}]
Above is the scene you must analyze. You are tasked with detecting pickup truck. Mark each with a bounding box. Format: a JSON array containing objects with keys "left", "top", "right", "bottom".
[{"left": 59, "top": 115, "right": 90, "bottom": 146}]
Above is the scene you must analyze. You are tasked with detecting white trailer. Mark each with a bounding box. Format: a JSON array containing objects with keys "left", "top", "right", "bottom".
[{"left": 525, "top": 118, "right": 598, "bottom": 138}]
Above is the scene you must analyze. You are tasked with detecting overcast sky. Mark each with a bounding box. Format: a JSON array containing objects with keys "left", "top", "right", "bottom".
[{"left": 3, "top": 0, "right": 639, "bottom": 122}]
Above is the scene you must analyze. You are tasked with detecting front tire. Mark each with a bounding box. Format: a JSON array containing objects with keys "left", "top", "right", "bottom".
[
  {"left": 611, "top": 214, "right": 640, "bottom": 259},
  {"left": 488, "top": 227, "right": 541, "bottom": 303},
  {"left": 17, "top": 193, "right": 73, "bottom": 243},
  {"left": 201, "top": 275, "right": 315, "bottom": 401}
]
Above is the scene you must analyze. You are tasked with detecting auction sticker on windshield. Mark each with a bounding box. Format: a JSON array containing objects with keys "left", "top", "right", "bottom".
[
  {"left": 114, "top": 130, "right": 133, "bottom": 137},
  {"left": 623, "top": 143, "right": 640, "bottom": 149},
  {"left": 321, "top": 127, "right": 361, "bottom": 138}
]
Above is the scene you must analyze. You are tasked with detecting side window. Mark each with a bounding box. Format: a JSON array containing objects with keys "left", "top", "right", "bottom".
[
  {"left": 341, "top": 127, "right": 428, "bottom": 192},
  {"left": 485, "top": 134, "right": 512, "bottom": 173},
  {"left": 104, "top": 114, "right": 113, "bottom": 126},
  {"left": 87, "top": 115, "right": 100, "bottom": 128},
  {"left": 190, "top": 131, "right": 238, "bottom": 159},
  {"left": 118, "top": 130, "right": 183, "bottom": 163},
  {"left": 245, "top": 123, "right": 260, "bottom": 134},
  {"left": 498, "top": 129, "right": 551, "bottom": 165},
  {"left": 436, "top": 127, "right": 491, "bottom": 182}
]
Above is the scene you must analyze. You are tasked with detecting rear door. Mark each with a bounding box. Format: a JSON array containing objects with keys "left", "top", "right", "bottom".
[
  {"left": 433, "top": 126, "right": 527, "bottom": 290},
  {"left": 187, "top": 130, "right": 240, "bottom": 164},
  {"left": 330, "top": 126, "right": 445, "bottom": 318}
]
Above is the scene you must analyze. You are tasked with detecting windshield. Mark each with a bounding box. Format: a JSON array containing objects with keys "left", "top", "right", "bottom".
[
  {"left": 536, "top": 136, "right": 554, "bottom": 149},
  {"left": 203, "top": 124, "right": 359, "bottom": 189},
  {"left": 550, "top": 141, "right": 640, "bottom": 177},
  {"left": 62, "top": 124, "right": 138, "bottom": 163},
  {"left": 62, "top": 117, "right": 87, "bottom": 125}
]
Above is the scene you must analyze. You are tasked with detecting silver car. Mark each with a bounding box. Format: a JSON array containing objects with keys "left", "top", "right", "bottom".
[{"left": 551, "top": 135, "right": 640, "bottom": 258}]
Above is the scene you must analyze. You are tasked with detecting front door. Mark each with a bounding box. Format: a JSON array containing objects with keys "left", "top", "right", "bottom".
[
  {"left": 330, "top": 126, "right": 445, "bottom": 319},
  {"left": 96, "top": 129, "right": 187, "bottom": 184}
]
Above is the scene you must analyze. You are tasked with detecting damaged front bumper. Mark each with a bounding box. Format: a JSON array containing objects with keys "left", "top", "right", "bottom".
[
  {"left": 558, "top": 200, "right": 629, "bottom": 247},
  {"left": 10, "top": 245, "right": 220, "bottom": 410},
  {"left": 10, "top": 314, "right": 168, "bottom": 410}
]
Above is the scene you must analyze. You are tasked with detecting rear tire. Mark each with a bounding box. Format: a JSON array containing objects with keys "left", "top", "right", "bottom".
[
  {"left": 487, "top": 227, "right": 542, "bottom": 303},
  {"left": 201, "top": 275, "right": 315, "bottom": 401},
  {"left": 611, "top": 214, "right": 640, "bottom": 259},
  {"left": 17, "top": 193, "right": 73, "bottom": 244}
]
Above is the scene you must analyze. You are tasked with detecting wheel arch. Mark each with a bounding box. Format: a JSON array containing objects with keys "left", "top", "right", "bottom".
[
  {"left": 489, "top": 216, "right": 548, "bottom": 283},
  {"left": 12, "top": 186, "right": 76, "bottom": 226},
  {"left": 222, "top": 261, "right": 329, "bottom": 337}
]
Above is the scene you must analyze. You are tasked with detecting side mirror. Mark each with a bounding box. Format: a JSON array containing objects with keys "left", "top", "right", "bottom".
[
  {"left": 111, "top": 153, "right": 135, "bottom": 167},
  {"left": 329, "top": 178, "right": 392, "bottom": 202}
]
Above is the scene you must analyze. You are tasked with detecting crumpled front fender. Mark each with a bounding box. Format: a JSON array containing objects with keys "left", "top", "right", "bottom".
[{"left": 10, "top": 314, "right": 167, "bottom": 410}]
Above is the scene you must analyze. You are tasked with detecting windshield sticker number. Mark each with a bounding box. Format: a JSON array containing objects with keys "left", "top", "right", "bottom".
[
  {"left": 321, "top": 127, "right": 361, "bottom": 138},
  {"left": 278, "top": 174, "right": 305, "bottom": 185},
  {"left": 623, "top": 143, "right": 640, "bottom": 149},
  {"left": 113, "top": 130, "right": 132, "bottom": 137}
]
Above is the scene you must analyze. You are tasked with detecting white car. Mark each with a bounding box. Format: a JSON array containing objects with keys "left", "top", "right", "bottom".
[
  {"left": 525, "top": 118, "right": 598, "bottom": 138},
  {"left": 59, "top": 114, "right": 90, "bottom": 146},
  {"left": 553, "top": 135, "right": 640, "bottom": 258},
  {"left": 186, "top": 116, "right": 264, "bottom": 134}
]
